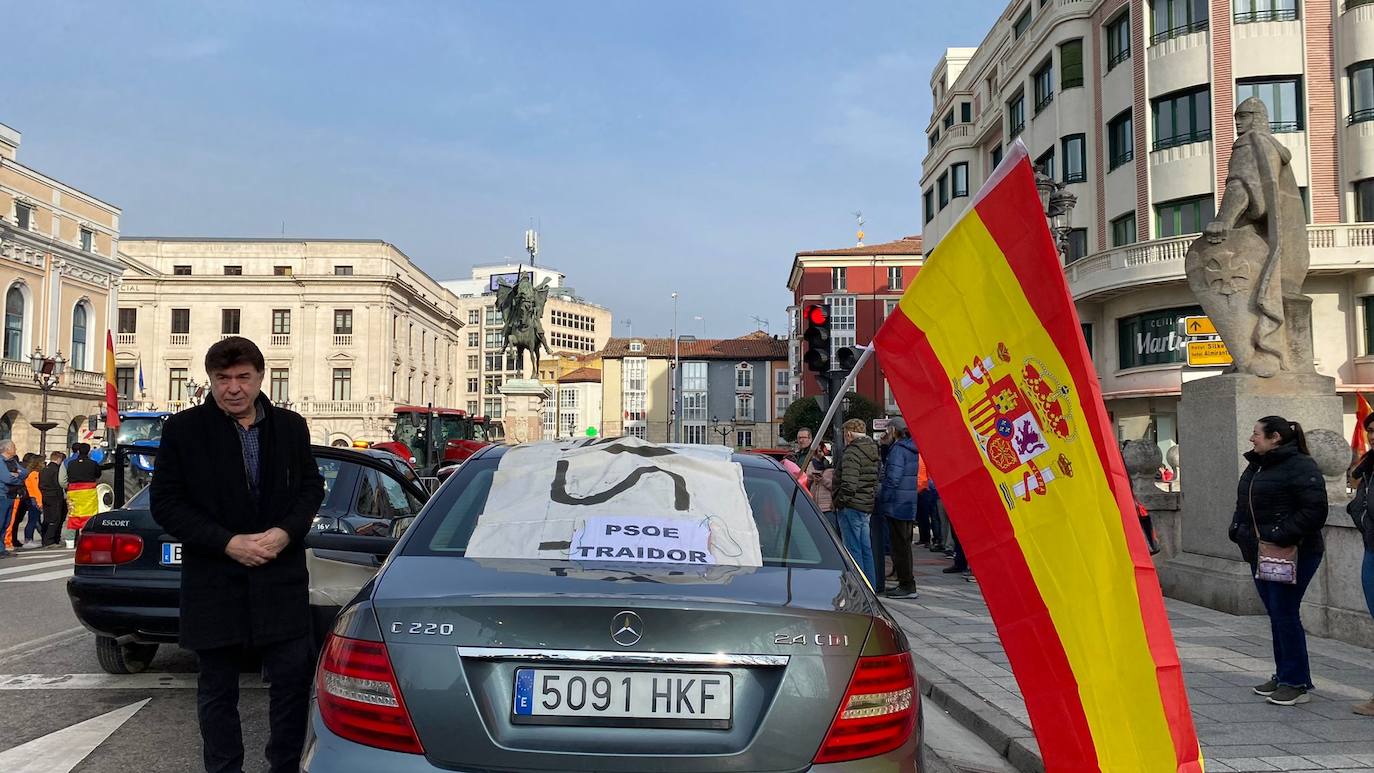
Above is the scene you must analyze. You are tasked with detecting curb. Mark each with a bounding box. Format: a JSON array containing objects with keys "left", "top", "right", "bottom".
[{"left": 912, "top": 651, "right": 1044, "bottom": 773}]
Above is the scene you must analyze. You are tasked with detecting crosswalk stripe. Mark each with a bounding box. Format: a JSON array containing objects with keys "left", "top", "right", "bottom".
[
  {"left": 0, "top": 568, "right": 73, "bottom": 583},
  {"left": 0, "top": 673, "right": 268, "bottom": 690},
  {"left": 0, "top": 698, "right": 150, "bottom": 772},
  {"left": 15, "top": 549, "right": 73, "bottom": 559},
  {"left": 0, "top": 559, "right": 70, "bottom": 577}
]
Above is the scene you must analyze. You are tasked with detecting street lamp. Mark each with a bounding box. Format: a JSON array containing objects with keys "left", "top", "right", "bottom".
[
  {"left": 671, "top": 292, "right": 680, "bottom": 444},
  {"left": 1034, "top": 167, "right": 1078, "bottom": 259},
  {"left": 186, "top": 377, "right": 210, "bottom": 407},
  {"left": 28, "top": 348, "right": 67, "bottom": 455},
  {"left": 711, "top": 416, "right": 733, "bottom": 446}
]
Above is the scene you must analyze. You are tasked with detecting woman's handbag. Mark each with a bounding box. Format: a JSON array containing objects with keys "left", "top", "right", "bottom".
[{"left": 1254, "top": 540, "right": 1298, "bottom": 584}]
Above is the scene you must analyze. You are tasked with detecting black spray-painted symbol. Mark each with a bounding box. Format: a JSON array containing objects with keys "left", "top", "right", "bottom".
[{"left": 550, "top": 441, "right": 690, "bottom": 511}]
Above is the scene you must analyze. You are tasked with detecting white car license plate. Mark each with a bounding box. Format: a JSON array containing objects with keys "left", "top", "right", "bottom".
[
  {"left": 513, "top": 668, "right": 732, "bottom": 728},
  {"left": 161, "top": 543, "right": 182, "bottom": 566}
]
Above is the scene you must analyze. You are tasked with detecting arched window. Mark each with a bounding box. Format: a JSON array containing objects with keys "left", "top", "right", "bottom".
[
  {"left": 71, "top": 304, "right": 89, "bottom": 370},
  {"left": 0, "top": 411, "right": 15, "bottom": 441},
  {"left": 4, "top": 287, "right": 24, "bottom": 361}
]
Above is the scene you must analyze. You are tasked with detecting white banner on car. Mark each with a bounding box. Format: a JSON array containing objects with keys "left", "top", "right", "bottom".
[{"left": 466, "top": 438, "right": 763, "bottom": 567}]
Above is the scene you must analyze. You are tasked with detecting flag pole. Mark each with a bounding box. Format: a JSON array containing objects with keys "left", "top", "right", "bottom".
[{"left": 799, "top": 344, "right": 874, "bottom": 473}]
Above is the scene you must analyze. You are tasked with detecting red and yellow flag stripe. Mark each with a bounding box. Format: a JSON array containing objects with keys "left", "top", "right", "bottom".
[
  {"left": 874, "top": 148, "right": 1202, "bottom": 772},
  {"left": 104, "top": 330, "right": 120, "bottom": 430}
]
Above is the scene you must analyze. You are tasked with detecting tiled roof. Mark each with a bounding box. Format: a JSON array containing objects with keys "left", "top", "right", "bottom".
[
  {"left": 558, "top": 367, "right": 603, "bottom": 383},
  {"left": 795, "top": 236, "right": 923, "bottom": 257},
  {"left": 598, "top": 331, "right": 788, "bottom": 361}
]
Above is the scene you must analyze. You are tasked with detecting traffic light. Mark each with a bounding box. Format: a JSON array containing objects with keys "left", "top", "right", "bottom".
[
  {"left": 802, "top": 304, "right": 831, "bottom": 374},
  {"left": 834, "top": 346, "right": 859, "bottom": 375}
]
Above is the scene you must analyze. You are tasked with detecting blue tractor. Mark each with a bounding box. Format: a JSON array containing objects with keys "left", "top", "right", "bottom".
[{"left": 90, "top": 411, "right": 173, "bottom": 509}]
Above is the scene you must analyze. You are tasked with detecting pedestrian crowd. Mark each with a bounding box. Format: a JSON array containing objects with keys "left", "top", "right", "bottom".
[
  {"left": 0, "top": 439, "right": 103, "bottom": 557},
  {"left": 789, "top": 417, "right": 971, "bottom": 601}
]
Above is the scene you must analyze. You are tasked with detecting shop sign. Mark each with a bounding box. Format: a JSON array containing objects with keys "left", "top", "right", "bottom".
[{"left": 1116, "top": 306, "right": 1203, "bottom": 370}]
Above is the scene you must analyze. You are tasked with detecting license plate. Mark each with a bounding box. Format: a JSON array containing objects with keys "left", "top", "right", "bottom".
[
  {"left": 512, "top": 668, "right": 732, "bottom": 728},
  {"left": 161, "top": 543, "right": 182, "bottom": 566}
]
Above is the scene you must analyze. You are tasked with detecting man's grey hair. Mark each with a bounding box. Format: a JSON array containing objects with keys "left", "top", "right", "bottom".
[{"left": 0, "top": 440, "right": 15, "bottom": 454}]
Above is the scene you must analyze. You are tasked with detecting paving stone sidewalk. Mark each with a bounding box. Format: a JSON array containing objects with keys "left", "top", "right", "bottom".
[{"left": 888, "top": 552, "right": 1374, "bottom": 773}]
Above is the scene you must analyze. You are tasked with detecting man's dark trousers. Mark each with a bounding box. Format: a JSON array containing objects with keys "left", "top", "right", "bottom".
[
  {"left": 197, "top": 636, "right": 312, "bottom": 773},
  {"left": 39, "top": 493, "right": 64, "bottom": 546},
  {"left": 888, "top": 517, "right": 915, "bottom": 589}
]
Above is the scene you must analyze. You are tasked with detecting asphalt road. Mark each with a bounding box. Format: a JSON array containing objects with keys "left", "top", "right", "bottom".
[{"left": 0, "top": 547, "right": 1016, "bottom": 772}]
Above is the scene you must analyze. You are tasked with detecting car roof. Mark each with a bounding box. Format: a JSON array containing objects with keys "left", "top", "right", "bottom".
[{"left": 468, "top": 441, "right": 781, "bottom": 470}]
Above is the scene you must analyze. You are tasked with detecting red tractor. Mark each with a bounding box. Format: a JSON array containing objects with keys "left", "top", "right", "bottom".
[{"left": 371, "top": 405, "right": 491, "bottom": 476}]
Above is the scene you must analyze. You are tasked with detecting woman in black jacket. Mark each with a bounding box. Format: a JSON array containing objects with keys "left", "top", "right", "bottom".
[
  {"left": 1349, "top": 411, "right": 1374, "bottom": 715},
  {"left": 1228, "top": 415, "right": 1328, "bottom": 706}
]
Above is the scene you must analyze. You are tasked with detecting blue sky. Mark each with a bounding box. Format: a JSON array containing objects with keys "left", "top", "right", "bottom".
[{"left": 5, "top": 1, "right": 994, "bottom": 339}]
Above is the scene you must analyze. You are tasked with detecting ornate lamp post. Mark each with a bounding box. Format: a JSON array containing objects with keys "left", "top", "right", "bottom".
[
  {"left": 1034, "top": 168, "right": 1079, "bottom": 259},
  {"left": 186, "top": 377, "right": 208, "bottom": 407},
  {"left": 710, "top": 416, "right": 734, "bottom": 447},
  {"left": 29, "top": 349, "right": 67, "bottom": 455}
]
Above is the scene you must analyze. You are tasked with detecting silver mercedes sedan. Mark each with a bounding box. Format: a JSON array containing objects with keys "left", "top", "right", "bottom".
[{"left": 302, "top": 440, "right": 925, "bottom": 772}]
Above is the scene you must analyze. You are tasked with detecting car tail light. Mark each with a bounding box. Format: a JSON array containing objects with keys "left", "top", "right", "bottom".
[
  {"left": 75, "top": 533, "right": 144, "bottom": 565},
  {"left": 813, "top": 652, "right": 918, "bottom": 764},
  {"left": 316, "top": 633, "right": 424, "bottom": 754}
]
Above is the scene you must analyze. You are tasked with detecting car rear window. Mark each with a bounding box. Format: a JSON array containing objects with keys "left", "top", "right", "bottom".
[{"left": 403, "top": 460, "right": 844, "bottom": 569}]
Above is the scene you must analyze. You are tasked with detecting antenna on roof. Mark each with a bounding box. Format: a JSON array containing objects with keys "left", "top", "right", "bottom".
[
  {"left": 621, "top": 318, "right": 632, "bottom": 338},
  {"left": 852, "top": 211, "right": 865, "bottom": 247},
  {"left": 525, "top": 227, "right": 539, "bottom": 267},
  {"left": 750, "top": 315, "right": 770, "bottom": 334}
]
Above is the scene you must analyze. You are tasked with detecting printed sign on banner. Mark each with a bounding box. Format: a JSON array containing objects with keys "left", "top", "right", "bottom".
[{"left": 571, "top": 516, "right": 714, "bottom": 564}]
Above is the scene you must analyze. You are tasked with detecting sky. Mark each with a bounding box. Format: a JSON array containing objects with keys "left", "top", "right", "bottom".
[{"left": 5, "top": 0, "right": 996, "bottom": 340}]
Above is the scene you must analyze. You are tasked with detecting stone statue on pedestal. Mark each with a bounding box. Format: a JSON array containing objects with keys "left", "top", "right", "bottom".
[
  {"left": 495, "top": 271, "right": 552, "bottom": 379},
  {"left": 1184, "top": 97, "right": 1313, "bottom": 378}
]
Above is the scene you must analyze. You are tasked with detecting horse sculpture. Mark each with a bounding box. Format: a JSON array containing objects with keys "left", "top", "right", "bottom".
[{"left": 495, "top": 272, "right": 552, "bottom": 379}]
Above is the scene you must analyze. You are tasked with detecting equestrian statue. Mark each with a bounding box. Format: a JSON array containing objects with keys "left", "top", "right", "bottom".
[{"left": 495, "top": 271, "right": 552, "bottom": 379}]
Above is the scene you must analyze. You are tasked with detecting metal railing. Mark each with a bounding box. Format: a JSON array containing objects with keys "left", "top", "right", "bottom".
[
  {"left": 115, "top": 332, "right": 136, "bottom": 346},
  {"left": 1349, "top": 108, "right": 1374, "bottom": 125},
  {"left": 1152, "top": 129, "right": 1211, "bottom": 151},
  {"left": 1008, "top": 119, "right": 1025, "bottom": 138},
  {"left": 1269, "top": 121, "right": 1301, "bottom": 133},
  {"left": 1064, "top": 171, "right": 1087, "bottom": 184},
  {"left": 1109, "top": 149, "right": 1135, "bottom": 170},
  {"left": 1107, "top": 47, "right": 1130, "bottom": 70},
  {"left": 1149, "top": 18, "right": 1209, "bottom": 46},
  {"left": 1034, "top": 93, "right": 1054, "bottom": 114},
  {"left": 1234, "top": 8, "right": 1298, "bottom": 23},
  {"left": 1344, "top": 0, "right": 1374, "bottom": 11},
  {"left": 168, "top": 333, "right": 189, "bottom": 346}
]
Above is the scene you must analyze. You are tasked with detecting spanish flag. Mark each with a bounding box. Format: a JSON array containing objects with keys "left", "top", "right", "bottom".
[
  {"left": 104, "top": 330, "right": 120, "bottom": 430},
  {"left": 874, "top": 143, "right": 1202, "bottom": 772},
  {"left": 1353, "top": 393, "right": 1371, "bottom": 457}
]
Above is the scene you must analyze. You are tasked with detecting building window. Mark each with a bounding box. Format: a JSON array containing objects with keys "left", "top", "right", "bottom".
[
  {"left": 622, "top": 357, "right": 647, "bottom": 438},
  {"left": 682, "top": 361, "right": 708, "bottom": 392},
  {"left": 825, "top": 294, "right": 856, "bottom": 363},
  {"left": 1364, "top": 297, "right": 1374, "bottom": 356},
  {"left": 467, "top": 400, "right": 479, "bottom": 414},
  {"left": 1152, "top": 87, "right": 1211, "bottom": 150},
  {"left": 464, "top": 377, "right": 477, "bottom": 392},
  {"left": 221, "top": 308, "right": 241, "bottom": 335},
  {"left": 1036, "top": 147, "right": 1056, "bottom": 181},
  {"left": 943, "top": 109, "right": 955, "bottom": 130},
  {"left": 1234, "top": 0, "right": 1297, "bottom": 24},
  {"left": 961, "top": 102, "right": 972, "bottom": 122},
  {"left": 467, "top": 355, "right": 479, "bottom": 370},
  {"left": 468, "top": 332, "right": 480, "bottom": 347},
  {"left": 1351, "top": 61, "right": 1374, "bottom": 125},
  {"left": 680, "top": 423, "right": 706, "bottom": 445},
  {"left": 1033, "top": 59, "right": 1054, "bottom": 113},
  {"left": 923, "top": 189, "right": 935, "bottom": 223},
  {"left": 991, "top": 144, "right": 1004, "bottom": 168},
  {"left": 832, "top": 267, "right": 847, "bottom": 291},
  {"left": 71, "top": 304, "right": 88, "bottom": 369},
  {"left": 333, "top": 309, "right": 353, "bottom": 335},
  {"left": 118, "top": 308, "right": 137, "bottom": 334},
  {"left": 274, "top": 265, "right": 292, "bottom": 276},
  {"left": 1007, "top": 91, "right": 1026, "bottom": 137},
  {"left": 1062, "top": 135, "right": 1086, "bottom": 183},
  {"left": 928, "top": 130, "right": 940, "bottom": 150},
  {"left": 1013, "top": 7, "right": 1032, "bottom": 38},
  {"left": 1237, "top": 77, "right": 1303, "bottom": 132},
  {"left": 1107, "top": 13, "right": 1131, "bottom": 70},
  {"left": 938, "top": 172, "right": 950, "bottom": 208},
  {"left": 272, "top": 309, "right": 290, "bottom": 335},
  {"left": 484, "top": 398, "right": 503, "bottom": 420},
  {"left": 736, "top": 429, "right": 754, "bottom": 449},
  {"left": 1111, "top": 212, "right": 1138, "bottom": 246},
  {"left": 334, "top": 265, "right": 354, "bottom": 276},
  {"left": 332, "top": 368, "right": 352, "bottom": 401},
  {"left": 1357, "top": 179, "right": 1374, "bottom": 223},
  {"left": 736, "top": 394, "right": 755, "bottom": 422},
  {"left": 173, "top": 265, "right": 192, "bottom": 276},
  {"left": 1060, "top": 39, "right": 1084, "bottom": 89},
  {"left": 1151, "top": 0, "right": 1209, "bottom": 45},
  {"left": 171, "top": 308, "right": 190, "bottom": 335},
  {"left": 116, "top": 367, "right": 135, "bottom": 400},
  {"left": 1156, "top": 195, "right": 1215, "bottom": 237},
  {"left": 1108, "top": 110, "right": 1134, "bottom": 170},
  {"left": 270, "top": 369, "right": 290, "bottom": 403},
  {"left": 169, "top": 368, "right": 188, "bottom": 402},
  {"left": 467, "top": 309, "right": 480, "bottom": 325},
  {"left": 888, "top": 265, "right": 903, "bottom": 290},
  {"left": 80, "top": 228, "right": 94, "bottom": 252},
  {"left": 223, "top": 265, "right": 243, "bottom": 276},
  {"left": 952, "top": 163, "right": 969, "bottom": 197},
  {"left": 736, "top": 363, "right": 753, "bottom": 390},
  {"left": 14, "top": 203, "right": 32, "bottom": 230},
  {"left": 1064, "top": 229, "right": 1089, "bottom": 263}
]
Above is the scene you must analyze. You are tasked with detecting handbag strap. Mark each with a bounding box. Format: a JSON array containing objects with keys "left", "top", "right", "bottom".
[{"left": 1247, "top": 466, "right": 1261, "bottom": 541}]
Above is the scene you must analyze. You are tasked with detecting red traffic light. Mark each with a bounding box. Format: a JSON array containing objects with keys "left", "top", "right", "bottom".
[{"left": 805, "top": 304, "right": 829, "bottom": 326}]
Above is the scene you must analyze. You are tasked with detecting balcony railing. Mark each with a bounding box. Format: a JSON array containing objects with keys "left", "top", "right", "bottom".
[
  {"left": 1349, "top": 108, "right": 1374, "bottom": 126},
  {"left": 1152, "top": 129, "right": 1211, "bottom": 152},
  {"left": 169, "top": 333, "right": 189, "bottom": 346},
  {"left": 1347, "top": 0, "right": 1374, "bottom": 11},
  {"left": 270, "top": 333, "right": 291, "bottom": 347},
  {"left": 1234, "top": 8, "right": 1297, "bottom": 23},
  {"left": 1034, "top": 93, "right": 1054, "bottom": 114},
  {"left": 1150, "top": 18, "right": 1208, "bottom": 45},
  {"left": 296, "top": 400, "right": 381, "bottom": 416},
  {"left": 67, "top": 369, "right": 106, "bottom": 391},
  {"left": 1008, "top": 119, "right": 1025, "bottom": 138},
  {"left": 1109, "top": 149, "right": 1135, "bottom": 170},
  {"left": 333, "top": 334, "right": 353, "bottom": 347},
  {"left": 115, "top": 332, "right": 136, "bottom": 346},
  {"left": 1107, "top": 47, "right": 1130, "bottom": 70}
]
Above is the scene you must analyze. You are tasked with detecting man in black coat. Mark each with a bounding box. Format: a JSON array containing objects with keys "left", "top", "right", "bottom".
[
  {"left": 37, "top": 452, "right": 66, "bottom": 548},
  {"left": 151, "top": 337, "right": 325, "bottom": 773}
]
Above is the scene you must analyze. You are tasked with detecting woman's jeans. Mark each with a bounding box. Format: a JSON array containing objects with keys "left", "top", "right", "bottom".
[
  {"left": 1253, "top": 551, "right": 1322, "bottom": 689},
  {"left": 1362, "top": 549, "right": 1374, "bottom": 621},
  {"left": 839, "top": 508, "right": 878, "bottom": 589}
]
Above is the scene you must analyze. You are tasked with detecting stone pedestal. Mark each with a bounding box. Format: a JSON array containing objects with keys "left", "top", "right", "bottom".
[
  {"left": 1160, "top": 372, "right": 1343, "bottom": 616},
  {"left": 499, "top": 379, "right": 550, "bottom": 445}
]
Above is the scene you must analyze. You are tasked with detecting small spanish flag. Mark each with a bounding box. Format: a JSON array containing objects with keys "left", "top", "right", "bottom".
[
  {"left": 874, "top": 142, "right": 1202, "bottom": 772},
  {"left": 1354, "top": 393, "right": 1371, "bottom": 457},
  {"left": 104, "top": 330, "right": 120, "bottom": 430}
]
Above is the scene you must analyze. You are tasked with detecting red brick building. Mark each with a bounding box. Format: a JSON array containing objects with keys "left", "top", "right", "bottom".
[{"left": 785, "top": 236, "right": 924, "bottom": 412}]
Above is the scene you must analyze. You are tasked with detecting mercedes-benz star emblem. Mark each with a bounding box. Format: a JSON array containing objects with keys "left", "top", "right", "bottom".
[{"left": 610, "top": 610, "right": 643, "bottom": 647}]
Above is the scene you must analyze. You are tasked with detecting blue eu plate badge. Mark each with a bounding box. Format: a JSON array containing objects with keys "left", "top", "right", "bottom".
[{"left": 513, "top": 669, "right": 534, "bottom": 715}]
